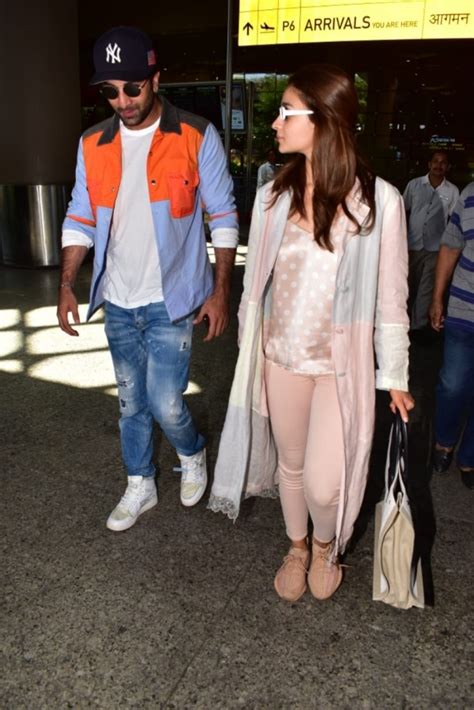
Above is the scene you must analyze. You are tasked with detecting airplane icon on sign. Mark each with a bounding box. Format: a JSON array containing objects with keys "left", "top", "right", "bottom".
[{"left": 260, "top": 22, "right": 275, "bottom": 31}]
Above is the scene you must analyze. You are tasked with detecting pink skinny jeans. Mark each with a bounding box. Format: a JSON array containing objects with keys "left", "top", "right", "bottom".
[{"left": 265, "top": 359, "right": 344, "bottom": 543}]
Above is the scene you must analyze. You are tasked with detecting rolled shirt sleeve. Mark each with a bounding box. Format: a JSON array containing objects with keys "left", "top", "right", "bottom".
[
  {"left": 374, "top": 183, "right": 410, "bottom": 391},
  {"left": 198, "top": 123, "right": 238, "bottom": 244},
  {"left": 62, "top": 228, "right": 94, "bottom": 249},
  {"left": 211, "top": 227, "right": 239, "bottom": 248}
]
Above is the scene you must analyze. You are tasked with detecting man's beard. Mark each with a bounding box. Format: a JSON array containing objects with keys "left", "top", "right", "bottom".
[{"left": 117, "top": 92, "right": 155, "bottom": 127}]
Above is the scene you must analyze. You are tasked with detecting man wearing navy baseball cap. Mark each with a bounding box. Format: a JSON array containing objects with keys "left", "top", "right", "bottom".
[
  {"left": 90, "top": 26, "right": 158, "bottom": 85},
  {"left": 57, "top": 27, "right": 238, "bottom": 531}
]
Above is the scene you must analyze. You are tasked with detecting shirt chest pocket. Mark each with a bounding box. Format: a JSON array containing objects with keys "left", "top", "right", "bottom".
[
  {"left": 167, "top": 170, "right": 199, "bottom": 219},
  {"left": 87, "top": 175, "right": 118, "bottom": 210}
]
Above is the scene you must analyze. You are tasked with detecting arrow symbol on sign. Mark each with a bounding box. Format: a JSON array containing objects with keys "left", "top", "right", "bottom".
[{"left": 243, "top": 22, "right": 253, "bottom": 35}]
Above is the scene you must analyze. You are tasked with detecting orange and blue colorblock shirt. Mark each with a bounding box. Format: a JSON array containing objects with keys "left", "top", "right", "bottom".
[{"left": 63, "top": 97, "right": 238, "bottom": 321}]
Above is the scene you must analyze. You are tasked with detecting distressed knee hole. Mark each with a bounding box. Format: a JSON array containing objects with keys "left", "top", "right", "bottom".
[
  {"left": 117, "top": 375, "right": 135, "bottom": 389},
  {"left": 116, "top": 375, "right": 137, "bottom": 412}
]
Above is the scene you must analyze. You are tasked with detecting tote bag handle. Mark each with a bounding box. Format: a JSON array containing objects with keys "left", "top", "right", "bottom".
[{"left": 386, "top": 412, "right": 409, "bottom": 492}]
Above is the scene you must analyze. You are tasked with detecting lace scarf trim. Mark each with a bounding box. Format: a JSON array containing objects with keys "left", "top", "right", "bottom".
[{"left": 207, "top": 487, "right": 279, "bottom": 520}]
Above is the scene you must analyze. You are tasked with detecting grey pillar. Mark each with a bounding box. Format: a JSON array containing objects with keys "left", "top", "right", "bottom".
[{"left": 0, "top": 0, "right": 81, "bottom": 266}]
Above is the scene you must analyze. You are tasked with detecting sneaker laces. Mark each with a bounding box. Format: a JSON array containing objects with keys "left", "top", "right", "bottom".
[
  {"left": 312, "top": 541, "right": 333, "bottom": 562},
  {"left": 179, "top": 455, "right": 205, "bottom": 485},
  {"left": 312, "top": 541, "right": 349, "bottom": 569},
  {"left": 282, "top": 552, "right": 309, "bottom": 573},
  {"left": 119, "top": 480, "right": 144, "bottom": 516}
]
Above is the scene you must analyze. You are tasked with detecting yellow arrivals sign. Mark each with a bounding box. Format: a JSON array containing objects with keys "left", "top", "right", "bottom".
[{"left": 238, "top": 0, "right": 474, "bottom": 45}]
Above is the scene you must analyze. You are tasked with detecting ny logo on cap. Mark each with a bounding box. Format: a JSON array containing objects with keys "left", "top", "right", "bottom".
[{"left": 106, "top": 43, "right": 121, "bottom": 64}]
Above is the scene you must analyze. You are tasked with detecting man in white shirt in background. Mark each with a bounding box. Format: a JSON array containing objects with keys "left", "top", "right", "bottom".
[
  {"left": 57, "top": 27, "right": 238, "bottom": 532},
  {"left": 257, "top": 149, "right": 278, "bottom": 189},
  {"left": 403, "top": 150, "right": 459, "bottom": 335}
]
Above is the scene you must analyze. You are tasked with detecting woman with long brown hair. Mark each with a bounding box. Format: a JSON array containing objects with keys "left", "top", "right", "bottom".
[{"left": 209, "top": 65, "right": 414, "bottom": 602}]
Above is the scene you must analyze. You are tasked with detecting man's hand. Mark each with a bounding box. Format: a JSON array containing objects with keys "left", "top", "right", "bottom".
[
  {"left": 194, "top": 245, "right": 236, "bottom": 341},
  {"left": 193, "top": 291, "right": 230, "bottom": 342},
  {"left": 389, "top": 389, "right": 415, "bottom": 423},
  {"left": 429, "top": 297, "right": 445, "bottom": 331},
  {"left": 56, "top": 245, "right": 88, "bottom": 336},
  {"left": 57, "top": 286, "right": 81, "bottom": 336}
]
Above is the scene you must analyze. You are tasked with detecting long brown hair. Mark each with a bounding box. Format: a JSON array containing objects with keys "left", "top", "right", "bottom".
[{"left": 271, "top": 64, "right": 376, "bottom": 251}]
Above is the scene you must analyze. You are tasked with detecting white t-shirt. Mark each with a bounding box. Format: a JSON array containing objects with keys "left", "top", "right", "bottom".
[
  {"left": 102, "top": 118, "right": 163, "bottom": 307},
  {"left": 62, "top": 115, "right": 239, "bottom": 301}
]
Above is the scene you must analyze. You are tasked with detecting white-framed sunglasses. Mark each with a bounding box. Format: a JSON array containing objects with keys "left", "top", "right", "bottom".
[{"left": 278, "top": 106, "right": 314, "bottom": 121}]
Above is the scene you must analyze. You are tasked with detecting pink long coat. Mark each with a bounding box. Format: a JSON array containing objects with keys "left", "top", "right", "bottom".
[{"left": 209, "top": 178, "right": 410, "bottom": 555}]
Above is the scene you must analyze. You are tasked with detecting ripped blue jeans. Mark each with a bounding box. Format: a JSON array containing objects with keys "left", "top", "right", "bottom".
[{"left": 104, "top": 300, "right": 205, "bottom": 477}]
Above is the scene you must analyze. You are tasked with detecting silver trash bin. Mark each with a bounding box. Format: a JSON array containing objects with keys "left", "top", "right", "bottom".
[{"left": 0, "top": 184, "right": 69, "bottom": 267}]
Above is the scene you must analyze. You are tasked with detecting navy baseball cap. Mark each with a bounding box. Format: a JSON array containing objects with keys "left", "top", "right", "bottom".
[{"left": 90, "top": 26, "right": 158, "bottom": 85}]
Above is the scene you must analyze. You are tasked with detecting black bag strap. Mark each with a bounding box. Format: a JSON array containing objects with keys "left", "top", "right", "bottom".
[{"left": 387, "top": 412, "right": 409, "bottom": 487}]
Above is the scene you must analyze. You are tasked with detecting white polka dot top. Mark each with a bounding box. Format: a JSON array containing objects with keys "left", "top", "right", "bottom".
[{"left": 264, "top": 220, "right": 337, "bottom": 376}]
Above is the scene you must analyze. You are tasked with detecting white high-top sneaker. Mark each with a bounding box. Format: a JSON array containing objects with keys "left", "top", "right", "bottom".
[
  {"left": 106, "top": 476, "right": 157, "bottom": 532},
  {"left": 178, "top": 449, "right": 207, "bottom": 507}
]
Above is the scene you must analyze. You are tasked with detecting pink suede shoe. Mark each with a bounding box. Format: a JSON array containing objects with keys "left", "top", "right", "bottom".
[
  {"left": 308, "top": 538, "right": 343, "bottom": 600},
  {"left": 274, "top": 546, "right": 310, "bottom": 602}
]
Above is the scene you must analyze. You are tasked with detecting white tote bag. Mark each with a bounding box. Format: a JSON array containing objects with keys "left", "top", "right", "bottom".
[{"left": 373, "top": 414, "right": 424, "bottom": 609}]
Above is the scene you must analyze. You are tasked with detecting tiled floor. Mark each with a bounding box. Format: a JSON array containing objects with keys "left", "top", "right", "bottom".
[{"left": 1, "top": 259, "right": 472, "bottom": 708}]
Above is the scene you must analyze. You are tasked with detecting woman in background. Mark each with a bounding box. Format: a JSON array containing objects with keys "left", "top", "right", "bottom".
[{"left": 209, "top": 64, "right": 414, "bottom": 602}]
